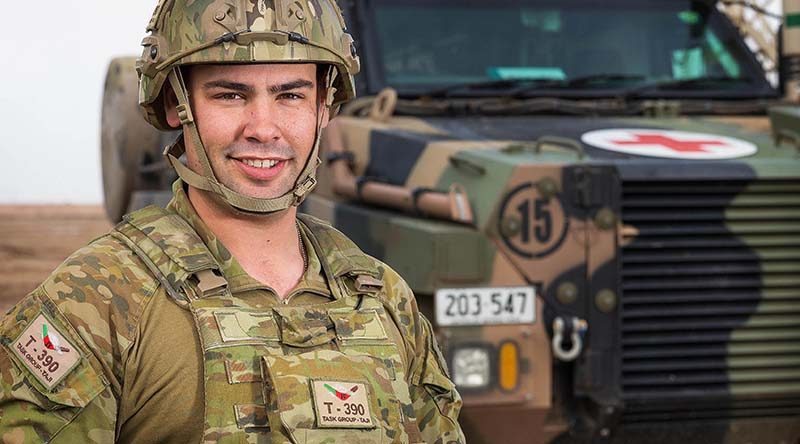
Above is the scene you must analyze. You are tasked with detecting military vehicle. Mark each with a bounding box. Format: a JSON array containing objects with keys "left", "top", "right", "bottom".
[{"left": 101, "top": 0, "right": 800, "bottom": 442}]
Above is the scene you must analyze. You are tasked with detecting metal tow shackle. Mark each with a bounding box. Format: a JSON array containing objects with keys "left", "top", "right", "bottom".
[{"left": 552, "top": 316, "right": 588, "bottom": 362}]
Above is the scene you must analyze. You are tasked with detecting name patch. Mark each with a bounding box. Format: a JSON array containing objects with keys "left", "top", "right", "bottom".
[
  {"left": 11, "top": 313, "right": 81, "bottom": 390},
  {"left": 311, "top": 380, "right": 374, "bottom": 428}
]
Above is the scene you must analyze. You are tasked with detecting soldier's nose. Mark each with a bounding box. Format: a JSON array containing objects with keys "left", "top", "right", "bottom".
[{"left": 242, "top": 103, "right": 282, "bottom": 143}]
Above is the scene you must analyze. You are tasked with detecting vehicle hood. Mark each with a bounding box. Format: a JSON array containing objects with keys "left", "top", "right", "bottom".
[{"left": 347, "top": 114, "right": 798, "bottom": 186}]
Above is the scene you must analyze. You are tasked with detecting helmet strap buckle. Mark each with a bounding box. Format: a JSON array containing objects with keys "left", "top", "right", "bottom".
[
  {"left": 293, "top": 176, "right": 318, "bottom": 203},
  {"left": 176, "top": 103, "right": 194, "bottom": 125}
]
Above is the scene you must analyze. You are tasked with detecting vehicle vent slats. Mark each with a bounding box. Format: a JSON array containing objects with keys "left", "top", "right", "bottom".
[
  {"left": 622, "top": 315, "right": 800, "bottom": 331},
  {"left": 623, "top": 248, "right": 800, "bottom": 264},
  {"left": 623, "top": 355, "right": 800, "bottom": 371},
  {"left": 623, "top": 262, "right": 799, "bottom": 277},
  {"left": 622, "top": 384, "right": 800, "bottom": 401},
  {"left": 625, "top": 208, "right": 800, "bottom": 222},
  {"left": 624, "top": 289, "right": 800, "bottom": 304},
  {"left": 623, "top": 368, "right": 800, "bottom": 386},
  {"left": 622, "top": 399, "right": 800, "bottom": 422},
  {"left": 623, "top": 236, "right": 800, "bottom": 249},
  {"left": 622, "top": 275, "right": 800, "bottom": 290},
  {"left": 623, "top": 195, "right": 800, "bottom": 208},
  {"left": 623, "top": 302, "right": 800, "bottom": 318},
  {"left": 619, "top": 179, "right": 800, "bottom": 419},
  {"left": 631, "top": 222, "right": 800, "bottom": 236},
  {"left": 622, "top": 342, "right": 800, "bottom": 358},
  {"left": 621, "top": 327, "right": 800, "bottom": 344}
]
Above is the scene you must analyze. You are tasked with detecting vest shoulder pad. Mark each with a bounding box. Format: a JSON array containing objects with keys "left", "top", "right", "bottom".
[{"left": 112, "top": 205, "right": 219, "bottom": 299}]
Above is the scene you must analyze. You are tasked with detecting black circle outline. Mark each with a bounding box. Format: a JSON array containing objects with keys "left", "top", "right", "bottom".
[{"left": 498, "top": 182, "right": 570, "bottom": 259}]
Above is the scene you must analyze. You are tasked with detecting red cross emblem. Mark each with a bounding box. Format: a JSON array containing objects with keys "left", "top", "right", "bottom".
[
  {"left": 610, "top": 133, "right": 727, "bottom": 153},
  {"left": 580, "top": 128, "right": 758, "bottom": 160}
]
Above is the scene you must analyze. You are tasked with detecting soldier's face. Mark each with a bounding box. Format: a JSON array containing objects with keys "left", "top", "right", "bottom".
[{"left": 168, "top": 63, "right": 327, "bottom": 200}]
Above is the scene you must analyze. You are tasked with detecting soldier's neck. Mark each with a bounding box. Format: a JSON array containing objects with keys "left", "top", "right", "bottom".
[{"left": 187, "top": 187, "right": 305, "bottom": 299}]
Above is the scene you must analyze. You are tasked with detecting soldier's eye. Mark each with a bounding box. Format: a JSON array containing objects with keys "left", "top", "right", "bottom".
[
  {"left": 215, "top": 92, "right": 244, "bottom": 101},
  {"left": 278, "top": 92, "right": 304, "bottom": 100}
]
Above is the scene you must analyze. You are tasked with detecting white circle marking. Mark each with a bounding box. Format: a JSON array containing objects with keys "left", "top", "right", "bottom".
[{"left": 580, "top": 128, "right": 758, "bottom": 160}]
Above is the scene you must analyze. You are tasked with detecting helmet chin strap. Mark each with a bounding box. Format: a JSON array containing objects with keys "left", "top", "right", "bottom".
[{"left": 163, "top": 66, "right": 338, "bottom": 214}]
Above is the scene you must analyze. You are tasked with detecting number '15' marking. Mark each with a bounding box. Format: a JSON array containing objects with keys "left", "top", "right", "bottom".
[{"left": 517, "top": 198, "right": 552, "bottom": 244}]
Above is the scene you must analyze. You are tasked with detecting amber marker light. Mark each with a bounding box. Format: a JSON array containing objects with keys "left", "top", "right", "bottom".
[{"left": 498, "top": 341, "right": 520, "bottom": 391}]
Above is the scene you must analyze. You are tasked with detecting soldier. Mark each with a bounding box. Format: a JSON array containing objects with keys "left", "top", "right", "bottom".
[{"left": 0, "top": 0, "right": 464, "bottom": 443}]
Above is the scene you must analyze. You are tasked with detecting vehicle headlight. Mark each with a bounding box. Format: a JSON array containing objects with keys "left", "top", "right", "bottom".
[{"left": 452, "top": 347, "right": 491, "bottom": 389}]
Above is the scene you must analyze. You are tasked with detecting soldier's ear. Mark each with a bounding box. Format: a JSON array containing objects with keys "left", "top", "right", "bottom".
[
  {"left": 320, "top": 98, "right": 331, "bottom": 129},
  {"left": 164, "top": 85, "right": 181, "bottom": 129},
  {"left": 316, "top": 65, "right": 332, "bottom": 129}
]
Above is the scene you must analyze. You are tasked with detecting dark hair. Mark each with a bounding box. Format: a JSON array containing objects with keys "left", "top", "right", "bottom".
[{"left": 317, "top": 64, "right": 330, "bottom": 101}]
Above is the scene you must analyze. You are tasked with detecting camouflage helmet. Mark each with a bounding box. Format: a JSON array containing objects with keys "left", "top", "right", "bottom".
[
  {"left": 137, "top": 0, "right": 360, "bottom": 130},
  {"left": 135, "top": 0, "right": 361, "bottom": 214}
]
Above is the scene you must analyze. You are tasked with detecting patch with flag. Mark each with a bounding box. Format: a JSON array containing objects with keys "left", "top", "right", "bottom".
[
  {"left": 580, "top": 128, "right": 758, "bottom": 160},
  {"left": 311, "top": 380, "right": 374, "bottom": 428},
  {"left": 10, "top": 313, "right": 81, "bottom": 390}
]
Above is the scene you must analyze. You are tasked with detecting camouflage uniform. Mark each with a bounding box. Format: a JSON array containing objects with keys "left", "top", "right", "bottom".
[{"left": 0, "top": 181, "right": 465, "bottom": 443}]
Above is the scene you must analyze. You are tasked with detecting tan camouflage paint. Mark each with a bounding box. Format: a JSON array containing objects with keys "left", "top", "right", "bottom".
[
  {"left": 320, "top": 116, "right": 520, "bottom": 192},
  {"left": 443, "top": 304, "right": 567, "bottom": 444},
  {"left": 405, "top": 140, "right": 517, "bottom": 189},
  {"left": 487, "top": 247, "right": 529, "bottom": 286},
  {"left": 486, "top": 247, "right": 555, "bottom": 406},
  {"left": 488, "top": 165, "right": 585, "bottom": 289},
  {"left": 318, "top": 116, "right": 449, "bottom": 184}
]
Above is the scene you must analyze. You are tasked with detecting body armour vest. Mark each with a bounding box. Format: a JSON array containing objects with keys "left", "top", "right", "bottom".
[{"left": 111, "top": 206, "right": 425, "bottom": 444}]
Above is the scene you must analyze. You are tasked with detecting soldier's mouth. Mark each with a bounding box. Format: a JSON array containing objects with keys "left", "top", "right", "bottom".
[
  {"left": 239, "top": 158, "right": 282, "bottom": 169},
  {"left": 232, "top": 157, "right": 288, "bottom": 181}
]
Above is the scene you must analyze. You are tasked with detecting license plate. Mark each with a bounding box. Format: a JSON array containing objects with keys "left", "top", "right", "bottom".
[{"left": 435, "top": 287, "right": 536, "bottom": 326}]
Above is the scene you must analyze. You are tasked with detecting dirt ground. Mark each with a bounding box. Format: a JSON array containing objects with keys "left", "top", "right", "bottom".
[{"left": 0, "top": 205, "right": 111, "bottom": 315}]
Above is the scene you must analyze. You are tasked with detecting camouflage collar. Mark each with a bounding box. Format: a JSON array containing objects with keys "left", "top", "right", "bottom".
[{"left": 167, "top": 179, "right": 330, "bottom": 297}]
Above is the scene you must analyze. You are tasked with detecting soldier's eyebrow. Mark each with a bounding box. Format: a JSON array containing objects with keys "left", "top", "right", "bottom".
[
  {"left": 268, "top": 79, "right": 314, "bottom": 94},
  {"left": 202, "top": 80, "right": 253, "bottom": 93}
]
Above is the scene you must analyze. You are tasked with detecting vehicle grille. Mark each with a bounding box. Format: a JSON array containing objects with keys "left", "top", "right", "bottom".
[{"left": 619, "top": 179, "right": 800, "bottom": 422}]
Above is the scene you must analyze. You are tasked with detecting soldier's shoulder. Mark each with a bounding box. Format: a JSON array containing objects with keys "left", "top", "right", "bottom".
[
  {"left": 374, "top": 259, "right": 412, "bottom": 297},
  {"left": 43, "top": 232, "right": 160, "bottom": 307},
  {"left": 374, "top": 260, "right": 418, "bottom": 324},
  {"left": 11, "top": 232, "right": 160, "bottom": 351},
  {"left": 1, "top": 231, "right": 163, "bottom": 394}
]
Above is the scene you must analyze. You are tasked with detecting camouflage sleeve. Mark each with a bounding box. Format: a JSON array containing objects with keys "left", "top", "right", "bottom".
[
  {"left": 379, "top": 265, "right": 466, "bottom": 444},
  {"left": 409, "top": 313, "right": 465, "bottom": 444},
  {"left": 0, "top": 235, "right": 159, "bottom": 443}
]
